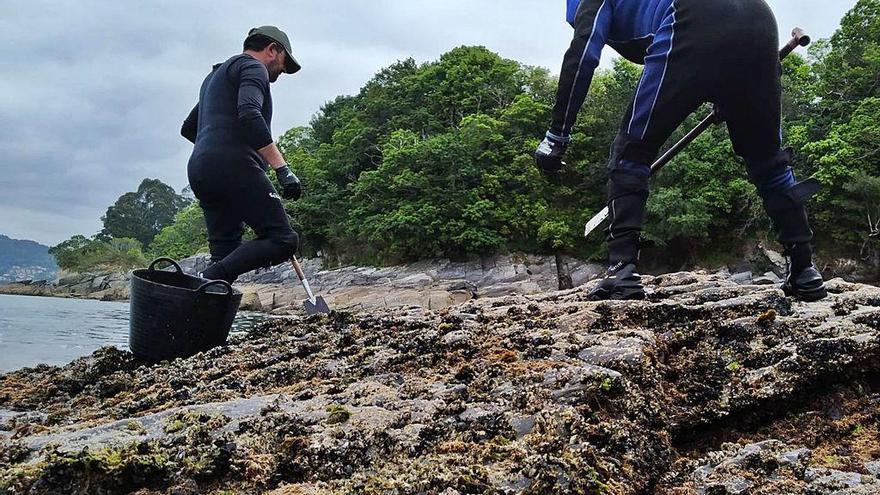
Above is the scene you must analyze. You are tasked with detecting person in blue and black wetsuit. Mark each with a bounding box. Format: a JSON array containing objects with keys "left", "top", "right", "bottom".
[
  {"left": 182, "top": 26, "right": 303, "bottom": 284},
  {"left": 535, "top": 0, "right": 827, "bottom": 301}
]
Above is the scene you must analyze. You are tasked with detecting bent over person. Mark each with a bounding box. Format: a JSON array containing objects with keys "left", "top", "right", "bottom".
[
  {"left": 182, "top": 26, "right": 303, "bottom": 284},
  {"left": 535, "top": 0, "right": 827, "bottom": 301}
]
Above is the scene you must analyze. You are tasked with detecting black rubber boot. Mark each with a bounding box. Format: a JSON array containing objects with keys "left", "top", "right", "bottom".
[
  {"left": 589, "top": 171, "right": 648, "bottom": 301},
  {"left": 781, "top": 242, "right": 827, "bottom": 302},
  {"left": 589, "top": 261, "right": 646, "bottom": 301},
  {"left": 760, "top": 177, "right": 827, "bottom": 302}
]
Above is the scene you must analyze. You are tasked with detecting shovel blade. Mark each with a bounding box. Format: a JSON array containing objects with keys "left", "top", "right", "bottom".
[
  {"left": 303, "top": 296, "right": 331, "bottom": 315},
  {"left": 584, "top": 206, "right": 610, "bottom": 238}
]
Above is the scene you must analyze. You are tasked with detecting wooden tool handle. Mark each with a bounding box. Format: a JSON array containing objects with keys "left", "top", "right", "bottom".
[{"left": 291, "top": 256, "right": 306, "bottom": 281}]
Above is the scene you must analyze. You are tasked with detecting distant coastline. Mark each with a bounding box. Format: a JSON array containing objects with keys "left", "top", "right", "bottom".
[
  {"left": 0, "top": 234, "right": 57, "bottom": 283},
  {"left": 0, "top": 271, "right": 129, "bottom": 302}
]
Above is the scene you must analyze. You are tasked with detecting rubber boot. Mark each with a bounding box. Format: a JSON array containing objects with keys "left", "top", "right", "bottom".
[
  {"left": 589, "top": 261, "right": 645, "bottom": 301},
  {"left": 761, "top": 178, "right": 827, "bottom": 301},
  {"left": 589, "top": 172, "right": 648, "bottom": 301},
  {"left": 781, "top": 242, "right": 827, "bottom": 302}
]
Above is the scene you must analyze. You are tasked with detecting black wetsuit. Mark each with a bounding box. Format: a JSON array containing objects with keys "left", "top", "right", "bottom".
[
  {"left": 182, "top": 54, "right": 298, "bottom": 283},
  {"left": 556, "top": 0, "right": 785, "bottom": 171},
  {"left": 556, "top": 0, "right": 810, "bottom": 265}
]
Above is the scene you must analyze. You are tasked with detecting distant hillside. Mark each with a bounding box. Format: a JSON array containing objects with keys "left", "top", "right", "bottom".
[{"left": 0, "top": 234, "right": 58, "bottom": 282}]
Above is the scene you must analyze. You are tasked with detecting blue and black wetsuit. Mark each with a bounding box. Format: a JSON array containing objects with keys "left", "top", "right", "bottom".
[
  {"left": 182, "top": 54, "right": 298, "bottom": 283},
  {"left": 555, "top": 0, "right": 785, "bottom": 168},
  {"left": 554, "top": 0, "right": 812, "bottom": 266}
]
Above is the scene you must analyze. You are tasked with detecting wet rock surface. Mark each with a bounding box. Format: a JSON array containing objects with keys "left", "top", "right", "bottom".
[
  {"left": 184, "top": 253, "right": 605, "bottom": 313},
  {"left": 0, "top": 254, "right": 603, "bottom": 312},
  {"left": 1, "top": 273, "right": 879, "bottom": 494},
  {"left": 0, "top": 270, "right": 130, "bottom": 301}
]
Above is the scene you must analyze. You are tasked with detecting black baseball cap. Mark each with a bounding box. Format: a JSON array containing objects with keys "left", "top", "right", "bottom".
[{"left": 247, "top": 25, "right": 301, "bottom": 74}]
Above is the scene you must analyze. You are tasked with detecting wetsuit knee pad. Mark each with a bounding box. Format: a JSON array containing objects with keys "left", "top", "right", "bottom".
[
  {"left": 267, "top": 230, "right": 299, "bottom": 264},
  {"left": 609, "top": 133, "right": 659, "bottom": 172},
  {"left": 761, "top": 178, "right": 822, "bottom": 213},
  {"left": 760, "top": 178, "right": 820, "bottom": 246},
  {"left": 746, "top": 148, "right": 795, "bottom": 193},
  {"left": 607, "top": 169, "right": 650, "bottom": 200}
]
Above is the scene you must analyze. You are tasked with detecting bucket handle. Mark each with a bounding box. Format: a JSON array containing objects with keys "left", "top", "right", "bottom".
[
  {"left": 148, "top": 258, "right": 183, "bottom": 273},
  {"left": 196, "top": 280, "right": 233, "bottom": 297}
]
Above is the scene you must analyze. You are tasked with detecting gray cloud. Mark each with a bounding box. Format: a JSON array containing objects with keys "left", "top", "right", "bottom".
[{"left": 0, "top": 0, "right": 858, "bottom": 245}]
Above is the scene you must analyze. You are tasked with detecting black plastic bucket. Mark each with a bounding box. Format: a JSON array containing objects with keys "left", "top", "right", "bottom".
[{"left": 130, "top": 258, "right": 243, "bottom": 362}]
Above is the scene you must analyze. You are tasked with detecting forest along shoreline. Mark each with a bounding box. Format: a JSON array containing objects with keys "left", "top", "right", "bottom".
[{"left": 34, "top": 2, "right": 880, "bottom": 316}]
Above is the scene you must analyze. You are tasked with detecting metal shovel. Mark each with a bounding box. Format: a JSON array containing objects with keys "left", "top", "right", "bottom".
[{"left": 290, "top": 256, "right": 331, "bottom": 315}]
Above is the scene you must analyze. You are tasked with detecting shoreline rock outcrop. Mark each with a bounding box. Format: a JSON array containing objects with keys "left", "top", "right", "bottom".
[
  {"left": 0, "top": 270, "right": 129, "bottom": 301},
  {"left": 3, "top": 247, "right": 877, "bottom": 315},
  {"left": 0, "top": 255, "right": 605, "bottom": 313},
  {"left": 1, "top": 272, "right": 879, "bottom": 494}
]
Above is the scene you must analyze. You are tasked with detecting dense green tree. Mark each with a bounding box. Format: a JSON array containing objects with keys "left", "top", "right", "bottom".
[
  {"left": 781, "top": 0, "right": 880, "bottom": 275},
  {"left": 345, "top": 116, "right": 549, "bottom": 260},
  {"left": 147, "top": 203, "right": 209, "bottom": 260},
  {"left": 281, "top": 46, "right": 577, "bottom": 262},
  {"left": 813, "top": 0, "right": 880, "bottom": 125},
  {"left": 59, "top": 1, "right": 879, "bottom": 271},
  {"left": 102, "top": 238, "right": 148, "bottom": 270},
  {"left": 101, "top": 178, "right": 190, "bottom": 246},
  {"left": 803, "top": 97, "right": 880, "bottom": 267},
  {"left": 49, "top": 235, "right": 146, "bottom": 272},
  {"left": 646, "top": 123, "right": 755, "bottom": 259},
  {"left": 48, "top": 235, "right": 94, "bottom": 271}
]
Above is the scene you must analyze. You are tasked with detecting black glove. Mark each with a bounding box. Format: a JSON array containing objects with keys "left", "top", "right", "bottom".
[
  {"left": 274, "top": 165, "right": 302, "bottom": 201},
  {"left": 534, "top": 133, "right": 569, "bottom": 173}
]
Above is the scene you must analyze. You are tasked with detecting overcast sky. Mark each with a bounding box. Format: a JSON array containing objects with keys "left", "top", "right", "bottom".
[{"left": 0, "top": 0, "right": 859, "bottom": 246}]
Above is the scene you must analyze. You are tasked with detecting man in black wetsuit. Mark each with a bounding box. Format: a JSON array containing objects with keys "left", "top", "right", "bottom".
[
  {"left": 181, "top": 26, "right": 303, "bottom": 284},
  {"left": 535, "top": 0, "right": 827, "bottom": 302}
]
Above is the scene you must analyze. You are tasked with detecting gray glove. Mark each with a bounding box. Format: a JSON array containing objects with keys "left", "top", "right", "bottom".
[
  {"left": 534, "top": 132, "right": 569, "bottom": 173},
  {"left": 274, "top": 165, "right": 302, "bottom": 201}
]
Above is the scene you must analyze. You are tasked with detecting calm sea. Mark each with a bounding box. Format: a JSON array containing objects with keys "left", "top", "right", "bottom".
[{"left": 0, "top": 294, "right": 267, "bottom": 373}]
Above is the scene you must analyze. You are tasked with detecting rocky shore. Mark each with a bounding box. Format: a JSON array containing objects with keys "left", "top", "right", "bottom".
[
  {"left": 3, "top": 243, "right": 877, "bottom": 316},
  {"left": 1, "top": 272, "right": 879, "bottom": 494},
  {"left": 5, "top": 243, "right": 868, "bottom": 314},
  {"left": 0, "top": 254, "right": 605, "bottom": 313},
  {"left": 0, "top": 271, "right": 129, "bottom": 302}
]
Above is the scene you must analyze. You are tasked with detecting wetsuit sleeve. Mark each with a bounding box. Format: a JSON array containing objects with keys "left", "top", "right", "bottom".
[
  {"left": 236, "top": 60, "right": 274, "bottom": 150},
  {"left": 550, "top": 0, "right": 613, "bottom": 139},
  {"left": 181, "top": 104, "right": 198, "bottom": 143}
]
